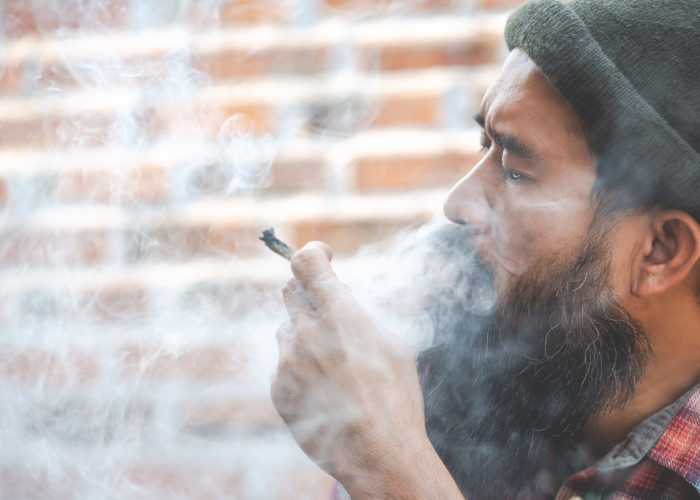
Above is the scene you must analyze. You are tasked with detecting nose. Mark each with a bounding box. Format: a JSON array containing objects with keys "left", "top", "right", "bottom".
[{"left": 443, "top": 160, "right": 492, "bottom": 232}]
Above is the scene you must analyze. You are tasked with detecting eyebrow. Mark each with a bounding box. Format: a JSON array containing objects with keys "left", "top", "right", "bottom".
[{"left": 473, "top": 113, "right": 539, "bottom": 160}]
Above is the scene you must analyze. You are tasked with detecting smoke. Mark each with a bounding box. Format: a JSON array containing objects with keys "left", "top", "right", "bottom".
[
  {"left": 0, "top": 0, "right": 529, "bottom": 498},
  {"left": 418, "top": 208, "right": 652, "bottom": 499},
  {"left": 333, "top": 219, "right": 496, "bottom": 351},
  {"left": 0, "top": 1, "right": 306, "bottom": 498}
]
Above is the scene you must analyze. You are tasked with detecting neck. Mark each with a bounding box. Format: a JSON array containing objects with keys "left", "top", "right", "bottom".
[{"left": 583, "top": 289, "right": 700, "bottom": 457}]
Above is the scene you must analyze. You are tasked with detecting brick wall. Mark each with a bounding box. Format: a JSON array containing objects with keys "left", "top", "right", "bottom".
[{"left": 0, "top": 0, "right": 524, "bottom": 498}]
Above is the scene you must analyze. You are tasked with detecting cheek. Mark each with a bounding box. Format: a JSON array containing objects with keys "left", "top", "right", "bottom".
[
  {"left": 490, "top": 198, "right": 593, "bottom": 276},
  {"left": 491, "top": 215, "right": 545, "bottom": 274}
]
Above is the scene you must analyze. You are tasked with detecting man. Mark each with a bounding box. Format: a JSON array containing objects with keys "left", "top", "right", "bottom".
[{"left": 271, "top": 0, "right": 700, "bottom": 498}]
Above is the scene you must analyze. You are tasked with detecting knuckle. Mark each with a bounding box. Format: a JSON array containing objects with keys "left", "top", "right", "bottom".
[
  {"left": 321, "top": 287, "right": 350, "bottom": 317},
  {"left": 295, "top": 312, "right": 317, "bottom": 339},
  {"left": 270, "top": 376, "right": 285, "bottom": 407},
  {"left": 276, "top": 321, "right": 293, "bottom": 341},
  {"left": 277, "top": 340, "right": 295, "bottom": 367},
  {"left": 270, "top": 368, "right": 300, "bottom": 414},
  {"left": 277, "top": 358, "right": 292, "bottom": 376},
  {"left": 290, "top": 246, "right": 320, "bottom": 274},
  {"left": 282, "top": 279, "right": 296, "bottom": 296}
]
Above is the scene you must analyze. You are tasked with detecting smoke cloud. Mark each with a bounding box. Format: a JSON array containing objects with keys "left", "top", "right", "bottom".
[{"left": 0, "top": 0, "right": 534, "bottom": 498}]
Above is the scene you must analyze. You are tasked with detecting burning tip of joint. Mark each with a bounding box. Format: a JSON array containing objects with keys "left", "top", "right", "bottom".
[{"left": 259, "top": 228, "right": 295, "bottom": 261}]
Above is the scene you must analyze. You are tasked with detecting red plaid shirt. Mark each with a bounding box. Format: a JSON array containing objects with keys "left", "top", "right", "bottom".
[
  {"left": 556, "top": 384, "right": 700, "bottom": 499},
  {"left": 330, "top": 384, "right": 700, "bottom": 499}
]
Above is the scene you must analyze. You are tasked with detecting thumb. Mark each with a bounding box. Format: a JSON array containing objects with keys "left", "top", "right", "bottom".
[
  {"left": 290, "top": 241, "right": 337, "bottom": 307},
  {"left": 300, "top": 241, "right": 332, "bottom": 262}
]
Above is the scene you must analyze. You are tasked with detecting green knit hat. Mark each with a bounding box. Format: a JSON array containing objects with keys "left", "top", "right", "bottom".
[{"left": 505, "top": 0, "right": 700, "bottom": 220}]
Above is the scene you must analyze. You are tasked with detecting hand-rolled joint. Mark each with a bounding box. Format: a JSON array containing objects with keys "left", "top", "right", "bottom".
[{"left": 259, "top": 228, "right": 296, "bottom": 261}]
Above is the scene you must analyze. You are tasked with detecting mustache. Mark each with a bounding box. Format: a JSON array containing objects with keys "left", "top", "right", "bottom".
[{"left": 419, "top": 223, "right": 496, "bottom": 347}]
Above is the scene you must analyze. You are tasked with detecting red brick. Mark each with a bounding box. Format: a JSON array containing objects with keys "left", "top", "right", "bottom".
[
  {"left": 122, "top": 344, "right": 248, "bottom": 381},
  {"left": 127, "top": 462, "right": 242, "bottom": 498},
  {"left": 360, "top": 33, "right": 501, "bottom": 71},
  {"left": 0, "top": 229, "right": 112, "bottom": 267},
  {"left": 195, "top": 49, "right": 267, "bottom": 78},
  {"left": 205, "top": 224, "right": 261, "bottom": 257},
  {"left": 197, "top": 45, "right": 330, "bottom": 79},
  {"left": 84, "top": 286, "right": 150, "bottom": 323},
  {"left": 1, "top": 3, "right": 39, "bottom": 39},
  {"left": 221, "top": 103, "right": 276, "bottom": 133},
  {"left": 267, "top": 46, "right": 330, "bottom": 77},
  {"left": 323, "top": 0, "right": 455, "bottom": 16},
  {"left": 56, "top": 163, "right": 169, "bottom": 204},
  {"left": 180, "top": 396, "right": 283, "bottom": 432},
  {"left": 156, "top": 101, "right": 275, "bottom": 137},
  {"left": 0, "top": 63, "right": 24, "bottom": 93},
  {"left": 0, "top": 114, "right": 116, "bottom": 148},
  {"left": 273, "top": 465, "right": 337, "bottom": 500},
  {"left": 478, "top": 0, "right": 528, "bottom": 9},
  {"left": 305, "top": 97, "right": 368, "bottom": 135},
  {"left": 25, "top": 0, "right": 128, "bottom": 34},
  {"left": 372, "top": 92, "right": 441, "bottom": 127},
  {"left": 0, "top": 177, "right": 7, "bottom": 208},
  {"left": 179, "top": 282, "right": 280, "bottom": 320},
  {"left": 293, "top": 219, "right": 427, "bottom": 253},
  {"left": 267, "top": 157, "right": 326, "bottom": 192},
  {"left": 0, "top": 292, "right": 16, "bottom": 328},
  {"left": 354, "top": 151, "right": 479, "bottom": 190},
  {"left": 0, "top": 119, "right": 42, "bottom": 147},
  {"left": 177, "top": 161, "right": 241, "bottom": 196},
  {"left": 29, "top": 57, "right": 183, "bottom": 93},
  {"left": 0, "top": 348, "right": 98, "bottom": 386},
  {"left": 127, "top": 223, "right": 261, "bottom": 262},
  {"left": 32, "top": 62, "right": 80, "bottom": 91},
  {"left": 219, "top": 0, "right": 295, "bottom": 24},
  {"left": 0, "top": 467, "right": 77, "bottom": 500},
  {"left": 22, "top": 285, "right": 150, "bottom": 325},
  {"left": 27, "top": 53, "right": 207, "bottom": 94}
]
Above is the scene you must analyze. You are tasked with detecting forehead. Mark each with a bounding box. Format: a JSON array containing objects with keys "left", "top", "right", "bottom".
[{"left": 480, "top": 49, "right": 591, "bottom": 163}]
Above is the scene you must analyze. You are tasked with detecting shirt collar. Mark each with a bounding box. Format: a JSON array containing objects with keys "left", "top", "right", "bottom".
[{"left": 597, "top": 381, "right": 700, "bottom": 474}]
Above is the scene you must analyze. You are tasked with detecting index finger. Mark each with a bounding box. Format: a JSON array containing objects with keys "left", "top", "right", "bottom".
[{"left": 290, "top": 241, "right": 338, "bottom": 307}]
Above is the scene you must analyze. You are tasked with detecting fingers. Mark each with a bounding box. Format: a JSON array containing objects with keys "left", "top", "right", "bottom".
[
  {"left": 272, "top": 321, "right": 301, "bottom": 417},
  {"left": 283, "top": 278, "right": 314, "bottom": 316},
  {"left": 290, "top": 241, "right": 338, "bottom": 307},
  {"left": 272, "top": 320, "right": 320, "bottom": 423},
  {"left": 297, "top": 241, "right": 333, "bottom": 262},
  {"left": 276, "top": 320, "right": 294, "bottom": 343},
  {"left": 276, "top": 315, "right": 321, "bottom": 368}
]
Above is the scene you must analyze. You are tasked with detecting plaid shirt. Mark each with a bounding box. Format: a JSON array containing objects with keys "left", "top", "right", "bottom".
[
  {"left": 555, "top": 384, "right": 700, "bottom": 499},
  {"left": 330, "top": 384, "right": 700, "bottom": 500}
]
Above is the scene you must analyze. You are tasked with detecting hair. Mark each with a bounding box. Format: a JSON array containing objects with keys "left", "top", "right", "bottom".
[{"left": 419, "top": 206, "right": 652, "bottom": 498}]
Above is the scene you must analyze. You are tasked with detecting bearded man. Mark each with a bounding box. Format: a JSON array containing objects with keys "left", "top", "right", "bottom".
[{"left": 270, "top": 0, "right": 700, "bottom": 498}]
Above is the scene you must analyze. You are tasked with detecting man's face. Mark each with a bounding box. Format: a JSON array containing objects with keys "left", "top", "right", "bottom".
[
  {"left": 444, "top": 49, "right": 598, "bottom": 292},
  {"left": 423, "top": 49, "right": 652, "bottom": 497}
]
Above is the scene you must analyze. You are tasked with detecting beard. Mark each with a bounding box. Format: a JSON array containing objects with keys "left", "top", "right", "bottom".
[{"left": 418, "top": 215, "right": 652, "bottom": 499}]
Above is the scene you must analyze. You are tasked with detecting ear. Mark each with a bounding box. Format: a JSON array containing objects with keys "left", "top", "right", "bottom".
[{"left": 632, "top": 210, "right": 700, "bottom": 297}]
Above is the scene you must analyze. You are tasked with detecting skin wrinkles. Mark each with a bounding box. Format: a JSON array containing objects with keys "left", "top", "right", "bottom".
[
  {"left": 444, "top": 49, "right": 597, "bottom": 289},
  {"left": 474, "top": 112, "right": 540, "bottom": 162}
]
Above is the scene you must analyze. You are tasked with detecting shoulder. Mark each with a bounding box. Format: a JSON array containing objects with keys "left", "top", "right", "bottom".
[{"left": 646, "top": 385, "right": 700, "bottom": 495}]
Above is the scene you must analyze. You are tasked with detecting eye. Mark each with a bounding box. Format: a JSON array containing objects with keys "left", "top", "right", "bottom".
[
  {"left": 501, "top": 167, "right": 524, "bottom": 182},
  {"left": 508, "top": 171, "right": 522, "bottom": 181}
]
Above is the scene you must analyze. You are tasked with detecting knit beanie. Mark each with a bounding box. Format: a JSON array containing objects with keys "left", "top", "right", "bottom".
[{"left": 504, "top": 0, "right": 700, "bottom": 220}]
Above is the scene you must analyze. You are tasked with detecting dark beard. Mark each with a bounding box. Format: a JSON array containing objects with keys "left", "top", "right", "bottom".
[{"left": 418, "top": 220, "right": 652, "bottom": 499}]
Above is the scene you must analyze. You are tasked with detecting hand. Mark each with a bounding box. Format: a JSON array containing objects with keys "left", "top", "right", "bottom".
[{"left": 270, "top": 242, "right": 430, "bottom": 492}]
